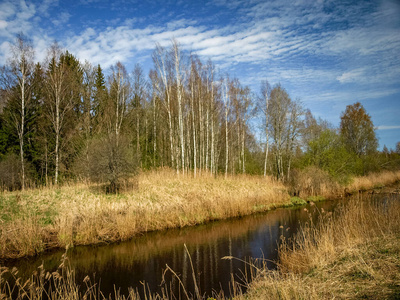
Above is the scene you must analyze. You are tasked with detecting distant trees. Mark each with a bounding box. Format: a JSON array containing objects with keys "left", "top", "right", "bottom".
[
  {"left": 150, "top": 41, "right": 253, "bottom": 177},
  {"left": 0, "top": 35, "right": 398, "bottom": 191},
  {"left": 302, "top": 128, "right": 353, "bottom": 183},
  {"left": 298, "top": 102, "right": 382, "bottom": 180}
]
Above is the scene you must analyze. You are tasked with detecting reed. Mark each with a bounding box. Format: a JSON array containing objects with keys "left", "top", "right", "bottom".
[
  {"left": 347, "top": 169, "right": 400, "bottom": 192},
  {"left": 237, "top": 193, "right": 400, "bottom": 300}
]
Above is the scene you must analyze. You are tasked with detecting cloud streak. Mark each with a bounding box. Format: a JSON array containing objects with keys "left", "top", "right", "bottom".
[{"left": 377, "top": 125, "right": 400, "bottom": 131}]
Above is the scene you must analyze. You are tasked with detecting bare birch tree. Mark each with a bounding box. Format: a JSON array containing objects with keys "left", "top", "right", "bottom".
[
  {"left": 109, "top": 62, "right": 130, "bottom": 144},
  {"left": 132, "top": 63, "right": 147, "bottom": 160},
  {"left": 2, "top": 34, "right": 35, "bottom": 189},
  {"left": 172, "top": 40, "right": 186, "bottom": 174},
  {"left": 152, "top": 44, "right": 176, "bottom": 169},
  {"left": 223, "top": 77, "right": 230, "bottom": 178},
  {"left": 44, "top": 43, "right": 77, "bottom": 184},
  {"left": 286, "top": 100, "right": 303, "bottom": 181},
  {"left": 259, "top": 80, "right": 271, "bottom": 177},
  {"left": 269, "top": 85, "right": 291, "bottom": 180}
]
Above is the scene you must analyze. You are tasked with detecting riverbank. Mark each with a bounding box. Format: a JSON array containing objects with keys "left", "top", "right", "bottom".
[
  {"left": 1, "top": 169, "right": 399, "bottom": 261},
  {"left": 1, "top": 169, "right": 289, "bottom": 260},
  {"left": 237, "top": 188, "right": 400, "bottom": 300},
  {"left": 1, "top": 175, "right": 400, "bottom": 299}
]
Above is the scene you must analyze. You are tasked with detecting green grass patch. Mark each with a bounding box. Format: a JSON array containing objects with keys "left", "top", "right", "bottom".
[
  {"left": 0, "top": 194, "right": 22, "bottom": 222},
  {"left": 306, "top": 195, "right": 326, "bottom": 202},
  {"left": 373, "top": 183, "right": 385, "bottom": 189},
  {"left": 253, "top": 204, "right": 268, "bottom": 211},
  {"left": 290, "top": 197, "right": 307, "bottom": 206}
]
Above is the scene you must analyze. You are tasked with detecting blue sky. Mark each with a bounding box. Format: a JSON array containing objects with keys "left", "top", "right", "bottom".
[{"left": 0, "top": 0, "right": 399, "bottom": 150}]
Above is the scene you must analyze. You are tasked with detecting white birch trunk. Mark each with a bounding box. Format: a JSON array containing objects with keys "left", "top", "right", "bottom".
[
  {"left": 224, "top": 80, "right": 229, "bottom": 178},
  {"left": 173, "top": 42, "right": 185, "bottom": 175}
]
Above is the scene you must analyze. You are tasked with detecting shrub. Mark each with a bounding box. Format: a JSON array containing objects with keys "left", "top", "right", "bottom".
[
  {"left": 74, "top": 134, "right": 138, "bottom": 193},
  {"left": 289, "top": 166, "right": 340, "bottom": 199}
]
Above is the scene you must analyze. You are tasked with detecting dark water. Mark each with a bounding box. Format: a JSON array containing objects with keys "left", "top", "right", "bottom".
[{"left": 5, "top": 200, "right": 342, "bottom": 298}]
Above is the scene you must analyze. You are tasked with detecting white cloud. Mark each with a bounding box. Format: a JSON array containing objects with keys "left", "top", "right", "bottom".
[
  {"left": 37, "top": 0, "right": 59, "bottom": 16},
  {"left": 377, "top": 125, "right": 400, "bottom": 130},
  {"left": 0, "top": 1, "right": 17, "bottom": 20},
  {"left": 0, "top": 0, "right": 37, "bottom": 38},
  {"left": 337, "top": 69, "right": 366, "bottom": 84},
  {"left": 1, "top": 0, "right": 399, "bottom": 93},
  {"left": 0, "top": 20, "right": 7, "bottom": 30},
  {"left": 0, "top": 41, "right": 11, "bottom": 65},
  {"left": 52, "top": 12, "right": 71, "bottom": 27}
]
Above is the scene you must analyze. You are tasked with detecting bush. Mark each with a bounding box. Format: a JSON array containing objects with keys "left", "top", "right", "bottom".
[
  {"left": 289, "top": 166, "right": 340, "bottom": 199},
  {"left": 74, "top": 134, "right": 138, "bottom": 193}
]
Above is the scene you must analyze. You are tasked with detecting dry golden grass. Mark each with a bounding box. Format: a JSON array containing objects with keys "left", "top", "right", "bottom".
[
  {"left": 237, "top": 192, "right": 400, "bottom": 300},
  {"left": 1, "top": 176, "right": 400, "bottom": 299},
  {"left": 291, "top": 169, "right": 400, "bottom": 199},
  {"left": 290, "top": 166, "right": 341, "bottom": 199},
  {"left": 347, "top": 169, "right": 400, "bottom": 192},
  {"left": 0, "top": 169, "right": 289, "bottom": 260},
  {"left": 1, "top": 168, "right": 399, "bottom": 261}
]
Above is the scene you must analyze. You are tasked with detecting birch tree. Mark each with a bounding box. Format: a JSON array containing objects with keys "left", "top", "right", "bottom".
[
  {"left": 2, "top": 34, "right": 35, "bottom": 189},
  {"left": 149, "top": 69, "right": 160, "bottom": 167},
  {"left": 44, "top": 44, "right": 79, "bottom": 184},
  {"left": 269, "top": 85, "right": 291, "bottom": 180},
  {"left": 172, "top": 40, "right": 186, "bottom": 174},
  {"left": 207, "top": 61, "right": 218, "bottom": 175},
  {"left": 189, "top": 56, "right": 198, "bottom": 176},
  {"left": 259, "top": 80, "right": 271, "bottom": 177},
  {"left": 132, "top": 63, "right": 147, "bottom": 160},
  {"left": 223, "top": 77, "right": 230, "bottom": 178},
  {"left": 286, "top": 100, "right": 303, "bottom": 181},
  {"left": 78, "top": 61, "right": 95, "bottom": 177},
  {"left": 108, "top": 62, "right": 130, "bottom": 143},
  {"left": 152, "top": 44, "right": 176, "bottom": 169}
]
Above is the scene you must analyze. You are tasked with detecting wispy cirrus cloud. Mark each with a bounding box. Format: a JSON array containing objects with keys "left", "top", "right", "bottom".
[
  {"left": 52, "top": 12, "right": 71, "bottom": 27},
  {"left": 0, "top": 0, "right": 36, "bottom": 39},
  {"left": 377, "top": 125, "right": 400, "bottom": 130},
  {"left": 337, "top": 69, "right": 366, "bottom": 84}
]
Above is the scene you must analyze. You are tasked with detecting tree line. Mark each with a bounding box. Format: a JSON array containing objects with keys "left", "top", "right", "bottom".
[{"left": 1, "top": 35, "right": 399, "bottom": 191}]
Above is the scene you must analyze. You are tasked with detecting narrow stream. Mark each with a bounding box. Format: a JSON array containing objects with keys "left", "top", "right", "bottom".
[{"left": 6, "top": 199, "right": 344, "bottom": 298}]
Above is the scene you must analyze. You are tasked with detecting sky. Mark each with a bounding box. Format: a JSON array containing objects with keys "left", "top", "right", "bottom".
[{"left": 0, "top": 0, "right": 399, "bottom": 150}]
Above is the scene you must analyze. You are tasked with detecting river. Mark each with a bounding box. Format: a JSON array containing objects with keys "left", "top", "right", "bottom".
[{"left": 4, "top": 198, "right": 351, "bottom": 299}]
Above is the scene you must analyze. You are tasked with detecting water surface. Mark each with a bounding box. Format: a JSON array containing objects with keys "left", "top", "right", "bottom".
[{"left": 7, "top": 200, "right": 342, "bottom": 298}]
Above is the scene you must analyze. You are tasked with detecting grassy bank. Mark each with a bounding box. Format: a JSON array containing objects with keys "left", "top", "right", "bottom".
[
  {"left": 347, "top": 169, "right": 400, "bottom": 192},
  {"left": 0, "top": 169, "right": 289, "bottom": 260},
  {"left": 1, "top": 175, "right": 400, "bottom": 299},
  {"left": 291, "top": 169, "right": 400, "bottom": 200},
  {"left": 237, "top": 192, "right": 400, "bottom": 299},
  {"left": 1, "top": 169, "right": 400, "bottom": 261}
]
